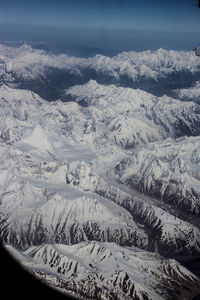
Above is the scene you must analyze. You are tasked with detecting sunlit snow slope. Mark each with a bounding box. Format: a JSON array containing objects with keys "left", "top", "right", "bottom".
[{"left": 0, "top": 44, "right": 200, "bottom": 300}]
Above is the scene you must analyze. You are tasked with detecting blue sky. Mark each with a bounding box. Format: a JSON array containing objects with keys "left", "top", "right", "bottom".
[{"left": 0, "top": 0, "right": 200, "bottom": 52}]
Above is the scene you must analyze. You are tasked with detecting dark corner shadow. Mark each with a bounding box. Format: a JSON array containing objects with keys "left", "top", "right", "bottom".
[{"left": 0, "top": 243, "right": 76, "bottom": 300}]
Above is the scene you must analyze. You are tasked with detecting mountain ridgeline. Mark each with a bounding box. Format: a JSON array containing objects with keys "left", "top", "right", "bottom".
[
  {"left": 0, "top": 44, "right": 200, "bottom": 300},
  {"left": 1, "top": 44, "right": 200, "bottom": 100}
]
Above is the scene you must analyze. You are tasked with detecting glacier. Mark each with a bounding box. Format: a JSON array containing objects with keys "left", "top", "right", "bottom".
[{"left": 0, "top": 44, "right": 200, "bottom": 299}]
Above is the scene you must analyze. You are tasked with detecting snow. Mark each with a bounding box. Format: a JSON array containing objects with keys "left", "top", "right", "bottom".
[
  {"left": 175, "top": 81, "right": 200, "bottom": 103},
  {"left": 6, "top": 241, "right": 200, "bottom": 300},
  {"left": 17, "top": 125, "right": 54, "bottom": 155},
  {"left": 111, "top": 136, "right": 200, "bottom": 216},
  {"left": 1, "top": 44, "right": 200, "bottom": 300},
  {"left": 1, "top": 44, "right": 200, "bottom": 100}
]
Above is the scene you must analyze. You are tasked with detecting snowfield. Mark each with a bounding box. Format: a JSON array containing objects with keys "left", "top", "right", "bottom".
[{"left": 0, "top": 44, "right": 200, "bottom": 300}]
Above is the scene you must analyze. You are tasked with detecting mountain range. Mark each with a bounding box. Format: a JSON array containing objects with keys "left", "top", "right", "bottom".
[{"left": 0, "top": 44, "right": 200, "bottom": 299}]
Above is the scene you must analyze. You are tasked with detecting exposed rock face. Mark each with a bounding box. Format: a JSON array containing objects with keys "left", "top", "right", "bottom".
[
  {"left": 0, "top": 44, "right": 200, "bottom": 299},
  {"left": 6, "top": 243, "right": 200, "bottom": 300},
  {"left": 111, "top": 137, "right": 200, "bottom": 219},
  {"left": 1, "top": 44, "right": 200, "bottom": 100}
]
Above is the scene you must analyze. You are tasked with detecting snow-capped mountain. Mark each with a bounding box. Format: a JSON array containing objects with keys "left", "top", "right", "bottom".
[
  {"left": 174, "top": 81, "right": 200, "bottom": 103},
  {"left": 1, "top": 44, "right": 200, "bottom": 100},
  {"left": 0, "top": 44, "right": 200, "bottom": 300},
  {"left": 66, "top": 80, "right": 200, "bottom": 146},
  {"left": 111, "top": 136, "right": 200, "bottom": 218},
  {"left": 5, "top": 242, "right": 200, "bottom": 300}
]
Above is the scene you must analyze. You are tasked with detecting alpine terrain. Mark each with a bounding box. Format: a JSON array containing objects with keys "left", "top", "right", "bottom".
[{"left": 0, "top": 44, "right": 200, "bottom": 300}]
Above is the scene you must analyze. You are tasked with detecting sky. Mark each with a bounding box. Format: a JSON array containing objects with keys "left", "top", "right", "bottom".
[{"left": 0, "top": 0, "right": 200, "bottom": 53}]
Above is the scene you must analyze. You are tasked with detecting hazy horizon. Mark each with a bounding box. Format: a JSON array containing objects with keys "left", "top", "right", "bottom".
[
  {"left": 0, "top": 0, "right": 200, "bottom": 56},
  {"left": 0, "top": 22, "right": 200, "bottom": 57}
]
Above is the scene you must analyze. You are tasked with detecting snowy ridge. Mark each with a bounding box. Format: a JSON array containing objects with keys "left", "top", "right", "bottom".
[
  {"left": 111, "top": 136, "right": 200, "bottom": 219},
  {"left": 65, "top": 80, "right": 200, "bottom": 149},
  {"left": 1, "top": 191, "right": 148, "bottom": 250},
  {"left": 6, "top": 242, "right": 200, "bottom": 300},
  {"left": 65, "top": 160, "right": 200, "bottom": 258},
  {"left": 1, "top": 44, "right": 200, "bottom": 299},
  {"left": 175, "top": 81, "right": 200, "bottom": 103},
  {"left": 0, "top": 150, "right": 147, "bottom": 250},
  {"left": 1, "top": 44, "right": 200, "bottom": 99}
]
